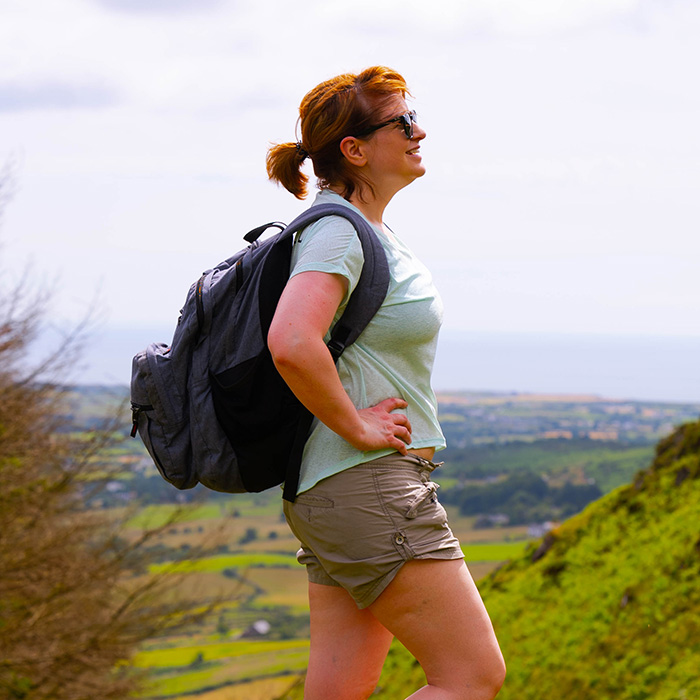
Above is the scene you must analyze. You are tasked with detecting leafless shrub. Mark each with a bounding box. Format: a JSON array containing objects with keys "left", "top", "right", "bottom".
[{"left": 0, "top": 169, "right": 218, "bottom": 700}]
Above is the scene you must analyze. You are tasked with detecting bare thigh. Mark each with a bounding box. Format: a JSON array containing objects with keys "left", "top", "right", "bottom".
[
  {"left": 304, "top": 582, "right": 394, "bottom": 700},
  {"left": 369, "top": 559, "right": 506, "bottom": 700}
]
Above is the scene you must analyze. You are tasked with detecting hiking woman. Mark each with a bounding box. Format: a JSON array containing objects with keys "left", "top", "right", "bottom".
[{"left": 266, "top": 66, "right": 505, "bottom": 700}]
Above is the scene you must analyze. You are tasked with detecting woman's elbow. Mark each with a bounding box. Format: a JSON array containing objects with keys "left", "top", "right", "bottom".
[
  {"left": 267, "top": 323, "right": 300, "bottom": 370},
  {"left": 268, "top": 313, "right": 328, "bottom": 372}
]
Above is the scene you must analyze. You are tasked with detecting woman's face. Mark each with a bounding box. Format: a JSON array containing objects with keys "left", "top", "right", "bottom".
[{"left": 358, "top": 94, "right": 427, "bottom": 194}]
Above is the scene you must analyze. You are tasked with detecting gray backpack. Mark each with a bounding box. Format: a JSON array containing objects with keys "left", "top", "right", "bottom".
[{"left": 130, "top": 202, "right": 389, "bottom": 502}]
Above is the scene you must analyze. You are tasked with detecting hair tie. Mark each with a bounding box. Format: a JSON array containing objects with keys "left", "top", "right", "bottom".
[{"left": 296, "top": 141, "right": 309, "bottom": 161}]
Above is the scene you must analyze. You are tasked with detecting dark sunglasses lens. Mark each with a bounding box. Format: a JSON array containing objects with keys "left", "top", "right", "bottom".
[{"left": 402, "top": 112, "right": 416, "bottom": 138}]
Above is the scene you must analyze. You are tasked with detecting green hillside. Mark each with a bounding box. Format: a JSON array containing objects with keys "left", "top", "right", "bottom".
[{"left": 371, "top": 420, "right": 700, "bottom": 700}]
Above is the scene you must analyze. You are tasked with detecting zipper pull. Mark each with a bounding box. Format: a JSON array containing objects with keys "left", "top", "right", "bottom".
[{"left": 130, "top": 403, "right": 151, "bottom": 438}]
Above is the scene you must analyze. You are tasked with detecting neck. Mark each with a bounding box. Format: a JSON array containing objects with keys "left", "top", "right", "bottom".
[
  {"left": 331, "top": 184, "right": 393, "bottom": 230},
  {"left": 348, "top": 197, "right": 386, "bottom": 229}
]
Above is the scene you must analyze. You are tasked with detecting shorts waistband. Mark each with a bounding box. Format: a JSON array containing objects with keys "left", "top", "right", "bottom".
[{"left": 355, "top": 452, "right": 444, "bottom": 473}]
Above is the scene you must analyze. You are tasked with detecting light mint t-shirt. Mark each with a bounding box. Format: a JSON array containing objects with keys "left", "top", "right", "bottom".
[{"left": 290, "top": 189, "right": 446, "bottom": 494}]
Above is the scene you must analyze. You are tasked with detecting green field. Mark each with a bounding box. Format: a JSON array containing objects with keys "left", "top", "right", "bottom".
[
  {"left": 462, "top": 541, "right": 530, "bottom": 562},
  {"left": 136, "top": 638, "right": 310, "bottom": 698},
  {"left": 135, "top": 639, "right": 308, "bottom": 669},
  {"left": 148, "top": 552, "right": 298, "bottom": 575},
  {"left": 127, "top": 502, "right": 231, "bottom": 529}
]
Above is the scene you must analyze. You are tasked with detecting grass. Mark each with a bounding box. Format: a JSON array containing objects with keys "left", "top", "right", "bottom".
[
  {"left": 137, "top": 640, "right": 310, "bottom": 698},
  {"left": 240, "top": 567, "right": 310, "bottom": 611},
  {"left": 148, "top": 552, "right": 298, "bottom": 575},
  {"left": 127, "top": 503, "right": 229, "bottom": 529},
  {"left": 176, "top": 675, "right": 303, "bottom": 700},
  {"left": 134, "top": 639, "right": 310, "bottom": 669},
  {"left": 461, "top": 541, "right": 531, "bottom": 563}
]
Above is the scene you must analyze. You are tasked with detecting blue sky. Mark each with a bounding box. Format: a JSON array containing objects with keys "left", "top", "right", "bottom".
[{"left": 1, "top": 0, "right": 699, "bottom": 386}]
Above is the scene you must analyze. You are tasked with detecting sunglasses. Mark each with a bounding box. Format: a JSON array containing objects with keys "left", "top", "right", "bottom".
[{"left": 355, "top": 110, "right": 418, "bottom": 140}]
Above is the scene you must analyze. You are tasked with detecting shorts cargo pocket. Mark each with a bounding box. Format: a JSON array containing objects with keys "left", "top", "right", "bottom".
[
  {"left": 398, "top": 478, "right": 451, "bottom": 553},
  {"left": 404, "top": 481, "right": 439, "bottom": 519}
]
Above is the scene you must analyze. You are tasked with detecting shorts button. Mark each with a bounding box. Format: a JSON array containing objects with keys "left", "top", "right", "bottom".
[{"left": 394, "top": 533, "right": 405, "bottom": 545}]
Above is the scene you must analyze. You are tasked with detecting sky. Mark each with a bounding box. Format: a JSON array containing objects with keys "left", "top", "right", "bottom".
[{"left": 1, "top": 0, "right": 699, "bottom": 391}]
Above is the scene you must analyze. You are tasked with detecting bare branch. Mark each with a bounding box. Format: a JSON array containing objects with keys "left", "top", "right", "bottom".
[{"left": 0, "top": 167, "right": 223, "bottom": 700}]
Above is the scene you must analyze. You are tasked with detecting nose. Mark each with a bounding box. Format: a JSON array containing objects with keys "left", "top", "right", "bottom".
[{"left": 413, "top": 121, "right": 426, "bottom": 140}]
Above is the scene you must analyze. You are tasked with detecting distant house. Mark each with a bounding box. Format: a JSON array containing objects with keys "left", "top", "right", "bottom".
[
  {"left": 588, "top": 431, "right": 619, "bottom": 441},
  {"left": 528, "top": 522, "right": 557, "bottom": 538},
  {"left": 241, "top": 620, "right": 271, "bottom": 638},
  {"left": 542, "top": 430, "right": 573, "bottom": 440},
  {"left": 474, "top": 514, "right": 510, "bottom": 529}
]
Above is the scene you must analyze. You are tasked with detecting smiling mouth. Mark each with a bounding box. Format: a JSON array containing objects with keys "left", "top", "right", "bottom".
[{"left": 407, "top": 146, "right": 421, "bottom": 155}]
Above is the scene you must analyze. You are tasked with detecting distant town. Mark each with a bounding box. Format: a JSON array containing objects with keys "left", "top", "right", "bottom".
[{"left": 436, "top": 391, "right": 699, "bottom": 447}]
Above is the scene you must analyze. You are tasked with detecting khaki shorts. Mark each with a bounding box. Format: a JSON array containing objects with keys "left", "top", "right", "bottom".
[{"left": 283, "top": 453, "right": 464, "bottom": 609}]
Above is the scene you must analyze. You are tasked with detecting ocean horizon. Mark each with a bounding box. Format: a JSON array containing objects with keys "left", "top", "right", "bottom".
[
  {"left": 433, "top": 331, "right": 700, "bottom": 404},
  {"left": 51, "top": 325, "right": 700, "bottom": 406}
]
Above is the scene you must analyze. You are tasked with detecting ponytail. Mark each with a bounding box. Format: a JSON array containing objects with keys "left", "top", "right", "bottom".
[{"left": 266, "top": 141, "right": 309, "bottom": 200}]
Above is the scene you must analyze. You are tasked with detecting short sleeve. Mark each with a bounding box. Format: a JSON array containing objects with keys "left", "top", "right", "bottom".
[{"left": 289, "top": 215, "right": 365, "bottom": 305}]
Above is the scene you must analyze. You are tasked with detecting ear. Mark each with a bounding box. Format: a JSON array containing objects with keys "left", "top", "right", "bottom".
[{"left": 339, "top": 136, "right": 369, "bottom": 167}]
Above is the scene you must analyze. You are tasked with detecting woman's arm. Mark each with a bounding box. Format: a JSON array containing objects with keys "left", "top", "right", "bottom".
[{"left": 268, "top": 270, "right": 412, "bottom": 454}]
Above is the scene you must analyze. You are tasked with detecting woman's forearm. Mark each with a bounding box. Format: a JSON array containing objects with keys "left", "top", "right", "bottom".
[
  {"left": 271, "top": 335, "right": 365, "bottom": 445},
  {"left": 271, "top": 335, "right": 411, "bottom": 453}
]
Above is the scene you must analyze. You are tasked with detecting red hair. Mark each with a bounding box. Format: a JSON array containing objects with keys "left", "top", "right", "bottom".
[{"left": 266, "top": 66, "right": 410, "bottom": 200}]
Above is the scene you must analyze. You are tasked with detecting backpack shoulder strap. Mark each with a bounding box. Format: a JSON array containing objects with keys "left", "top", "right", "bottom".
[{"left": 282, "top": 202, "right": 390, "bottom": 360}]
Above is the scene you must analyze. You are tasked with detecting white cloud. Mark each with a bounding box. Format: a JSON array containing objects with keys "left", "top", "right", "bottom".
[
  {"left": 94, "top": 0, "right": 228, "bottom": 13},
  {"left": 0, "top": 80, "right": 118, "bottom": 112},
  {"left": 1, "top": 0, "right": 699, "bottom": 350},
  {"left": 318, "top": 0, "right": 640, "bottom": 36}
]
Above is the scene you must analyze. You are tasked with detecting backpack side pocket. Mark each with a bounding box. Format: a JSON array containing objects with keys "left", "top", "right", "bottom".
[{"left": 130, "top": 344, "right": 197, "bottom": 489}]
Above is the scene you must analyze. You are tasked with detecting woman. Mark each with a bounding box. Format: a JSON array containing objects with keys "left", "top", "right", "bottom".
[{"left": 266, "top": 66, "right": 505, "bottom": 700}]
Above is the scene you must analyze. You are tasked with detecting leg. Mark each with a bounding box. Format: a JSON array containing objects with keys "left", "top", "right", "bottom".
[
  {"left": 305, "top": 582, "right": 394, "bottom": 700},
  {"left": 369, "top": 559, "right": 506, "bottom": 700}
]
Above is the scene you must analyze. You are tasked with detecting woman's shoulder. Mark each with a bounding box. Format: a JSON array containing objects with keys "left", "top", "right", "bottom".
[
  {"left": 299, "top": 212, "right": 357, "bottom": 244},
  {"left": 294, "top": 191, "right": 360, "bottom": 246},
  {"left": 291, "top": 210, "right": 364, "bottom": 280}
]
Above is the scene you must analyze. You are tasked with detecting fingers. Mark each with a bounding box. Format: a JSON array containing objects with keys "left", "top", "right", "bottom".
[
  {"left": 353, "top": 398, "right": 413, "bottom": 454},
  {"left": 377, "top": 396, "right": 408, "bottom": 413},
  {"left": 392, "top": 438, "right": 409, "bottom": 456},
  {"left": 383, "top": 404, "right": 412, "bottom": 451},
  {"left": 391, "top": 411, "right": 412, "bottom": 437},
  {"left": 373, "top": 397, "right": 412, "bottom": 435},
  {"left": 387, "top": 419, "right": 411, "bottom": 440}
]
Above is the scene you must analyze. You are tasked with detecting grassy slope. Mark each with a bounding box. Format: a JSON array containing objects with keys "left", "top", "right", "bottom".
[{"left": 372, "top": 421, "right": 700, "bottom": 700}]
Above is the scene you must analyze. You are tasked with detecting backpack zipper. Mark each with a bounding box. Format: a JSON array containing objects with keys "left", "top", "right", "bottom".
[
  {"left": 130, "top": 402, "right": 153, "bottom": 437},
  {"left": 131, "top": 403, "right": 171, "bottom": 482}
]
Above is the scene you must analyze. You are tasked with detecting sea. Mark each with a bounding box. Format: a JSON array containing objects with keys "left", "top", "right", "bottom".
[
  {"left": 60, "top": 325, "right": 700, "bottom": 405},
  {"left": 433, "top": 331, "right": 700, "bottom": 404}
]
